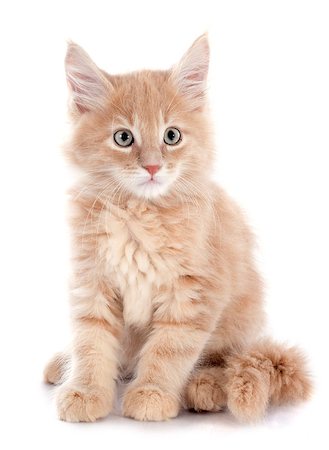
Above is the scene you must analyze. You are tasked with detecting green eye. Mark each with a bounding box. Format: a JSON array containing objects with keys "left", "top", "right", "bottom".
[
  {"left": 114, "top": 129, "right": 134, "bottom": 147},
  {"left": 164, "top": 127, "right": 181, "bottom": 145}
]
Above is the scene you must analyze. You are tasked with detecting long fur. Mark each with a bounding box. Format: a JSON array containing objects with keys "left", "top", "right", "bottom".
[{"left": 44, "top": 35, "right": 312, "bottom": 422}]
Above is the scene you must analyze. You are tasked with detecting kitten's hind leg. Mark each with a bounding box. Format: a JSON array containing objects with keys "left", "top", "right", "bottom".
[
  {"left": 184, "top": 366, "right": 227, "bottom": 412},
  {"left": 44, "top": 351, "right": 71, "bottom": 385}
]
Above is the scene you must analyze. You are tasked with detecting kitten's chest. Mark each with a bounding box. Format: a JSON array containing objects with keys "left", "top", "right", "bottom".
[{"left": 100, "top": 201, "right": 183, "bottom": 327}]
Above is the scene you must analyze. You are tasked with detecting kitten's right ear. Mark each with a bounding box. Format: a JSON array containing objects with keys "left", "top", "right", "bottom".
[{"left": 65, "top": 42, "right": 112, "bottom": 114}]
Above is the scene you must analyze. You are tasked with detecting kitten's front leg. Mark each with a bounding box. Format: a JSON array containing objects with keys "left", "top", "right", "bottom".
[
  {"left": 56, "top": 278, "right": 122, "bottom": 422},
  {"left": 123, "top": 281, "right": 217, "bottom": 421}
]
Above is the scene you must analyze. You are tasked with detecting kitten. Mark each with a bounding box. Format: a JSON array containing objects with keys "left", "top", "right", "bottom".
[{"left": 44, "top": 35, "right": 311, "bottom": 422}]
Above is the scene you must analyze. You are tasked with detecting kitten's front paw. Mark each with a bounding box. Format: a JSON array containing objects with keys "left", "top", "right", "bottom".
[
  {"left": 56, "top": 383, "right": 113, "bottom": 422},
  {"left": 123, "top": 384, "right": 180, "bottom": 421}
]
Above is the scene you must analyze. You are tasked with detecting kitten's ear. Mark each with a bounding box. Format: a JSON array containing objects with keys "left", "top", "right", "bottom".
[
  {"left": 171, "top": 34, "right": 209, "bottom": 109},
  {"left": 65, "top": 42, "right": 112, "bottom": 114}
]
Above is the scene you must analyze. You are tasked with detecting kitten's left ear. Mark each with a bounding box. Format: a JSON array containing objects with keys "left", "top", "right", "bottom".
[{"left": 170, "top": 34, "right": 209, "bottom": 109}]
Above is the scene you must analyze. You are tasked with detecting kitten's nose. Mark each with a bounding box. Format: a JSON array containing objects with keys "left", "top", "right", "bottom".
[{"left": 143, "top": 165, "right": 160, "bottom": 176}]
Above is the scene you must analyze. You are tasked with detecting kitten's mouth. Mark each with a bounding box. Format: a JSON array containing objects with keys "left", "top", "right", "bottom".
[{"left": 139, "top": 178, "right": 162, "bottom": 186}]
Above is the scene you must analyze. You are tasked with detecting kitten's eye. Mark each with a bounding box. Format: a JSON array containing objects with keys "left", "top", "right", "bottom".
[
  {"left": 164, "top": 127, "right": 181, "bottom": 145},
  {"left": 114, "top": 129, "right": 134, "bottom": 147}
]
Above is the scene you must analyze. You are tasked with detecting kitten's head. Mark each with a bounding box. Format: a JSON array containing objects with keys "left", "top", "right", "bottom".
[{"left": 65, "top": 35, "right": 214, "bottom": 200}]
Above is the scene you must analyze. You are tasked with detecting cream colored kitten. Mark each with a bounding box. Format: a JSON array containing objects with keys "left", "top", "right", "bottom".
[{"left": 44, "top": 35, "right": 311, "bottom": 422}]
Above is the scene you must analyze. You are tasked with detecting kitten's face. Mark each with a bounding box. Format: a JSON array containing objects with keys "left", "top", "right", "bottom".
[{"left": 66, "top": 36, "right": 213, "bottom": 200}]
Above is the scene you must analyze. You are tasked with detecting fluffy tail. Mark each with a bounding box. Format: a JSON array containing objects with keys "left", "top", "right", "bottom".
[
  {"left": 224, "top": 339, "right": 312, "bottom": 422},
  {"left": 43, "top": 351, "right": 71, "bottom": 385}
]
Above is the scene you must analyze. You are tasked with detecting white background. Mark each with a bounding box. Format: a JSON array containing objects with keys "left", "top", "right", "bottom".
[{"left": 0, "top": 1, "right": 328, "bottom": 449}]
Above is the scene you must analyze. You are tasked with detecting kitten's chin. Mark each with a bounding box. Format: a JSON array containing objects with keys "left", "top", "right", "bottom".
[
  {"left": 117, "top": 168, "right": 181, "bottom": 201},
  {"left": 133, "top": 179, "right": 171, "bottom": 200}
]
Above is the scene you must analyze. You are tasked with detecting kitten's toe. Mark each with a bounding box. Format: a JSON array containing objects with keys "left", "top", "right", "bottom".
[
  {"left": 56, "top": 383, "right": 113, "bottom": 422},
  {"left": 44, "top": 352, "right": 70, "bottom": 385},
  {"left": 185, "top": 367, "right": 227, "bottom": 412},
  {"left": 123, "top": 384, "right": 179, "bottom": 421}
]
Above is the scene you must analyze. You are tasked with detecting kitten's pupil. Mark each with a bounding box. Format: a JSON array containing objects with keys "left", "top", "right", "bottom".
[
  {"left": 121, "top": 132, "right": 128, "bottom": 141},
  {"left": 168, "top": 130, "right": 176, "bottom": 141}
]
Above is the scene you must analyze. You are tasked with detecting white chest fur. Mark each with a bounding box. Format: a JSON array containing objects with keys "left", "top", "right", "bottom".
[{"left": 98, "top": 201, "right": 180, "bottom": 327}]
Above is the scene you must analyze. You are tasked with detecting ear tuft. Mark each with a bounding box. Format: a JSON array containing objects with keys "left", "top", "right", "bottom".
[
  {"left": 171, "top": 34, "right": 209, "bottom": 109},
  {"left": 65, "top": 41, "right": 111, "bottom": 114}
]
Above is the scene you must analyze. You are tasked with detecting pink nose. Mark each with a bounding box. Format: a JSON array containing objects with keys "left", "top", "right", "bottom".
[{"left": 144, "top": 165, "right": 160, "bottom": 176}]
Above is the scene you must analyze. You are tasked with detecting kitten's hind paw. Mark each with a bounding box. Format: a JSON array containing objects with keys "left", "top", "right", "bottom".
[
  {"left": 56, "top": 383, "right": 113, "bottom": 422},
  {"left": 185, "top": 367, "right": 227, "bottom": 412},
  {"left": 123, "top": 384, "right": 179, "bottom": 421}
]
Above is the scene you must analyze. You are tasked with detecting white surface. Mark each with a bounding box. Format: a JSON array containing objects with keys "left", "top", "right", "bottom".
[{"left": 0, "top": 1, "right": 328, "bottom": 449}]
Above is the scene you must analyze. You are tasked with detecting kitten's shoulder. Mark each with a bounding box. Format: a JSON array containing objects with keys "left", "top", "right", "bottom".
[
  {"left": 209, "top": 181, "right": 251, "bottom": 232},
  {"left": 209, "top": 182, "right": 241, "bottom": 212}
]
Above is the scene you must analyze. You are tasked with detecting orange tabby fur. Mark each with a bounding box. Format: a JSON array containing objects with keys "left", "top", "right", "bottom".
[{"left": 44, "top": 35, "right": 312, "bottom": 422}]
